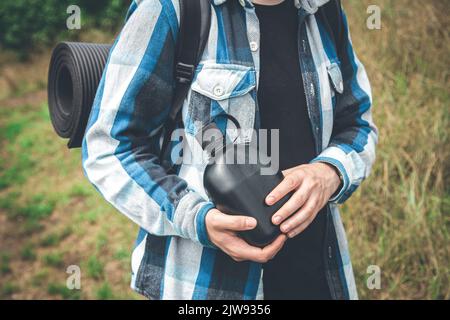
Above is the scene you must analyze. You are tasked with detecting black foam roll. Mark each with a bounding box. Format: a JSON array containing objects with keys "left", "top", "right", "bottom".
[{"left": 48, "top": 42, "right": 112, "bottom": 148}]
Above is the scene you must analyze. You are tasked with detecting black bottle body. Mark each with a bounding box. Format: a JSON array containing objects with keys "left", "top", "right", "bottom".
[{"left": 203, "top": 143, "right": 291, "bottom": 247}]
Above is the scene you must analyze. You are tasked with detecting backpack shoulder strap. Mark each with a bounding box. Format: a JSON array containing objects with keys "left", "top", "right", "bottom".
[
  {"left": 160, "top": 0, "right": 211, "bottom": 161},
  {"left": 170, "top": 0, "right": 211, "bottom": 122}
]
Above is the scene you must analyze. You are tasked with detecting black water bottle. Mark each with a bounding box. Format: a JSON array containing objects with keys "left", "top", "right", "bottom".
[{"left": 198, "top": 116, "right": 292, "bottom": 247}]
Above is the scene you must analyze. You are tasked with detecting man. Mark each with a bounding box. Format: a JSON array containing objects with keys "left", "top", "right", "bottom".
[{"left": 82, "top": 0, "right": 378, "bottom": 300}]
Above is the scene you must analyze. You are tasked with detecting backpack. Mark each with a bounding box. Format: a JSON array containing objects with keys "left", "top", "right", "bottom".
[{"left": 48, "top": 0, "right": 211, "bottom": 150}]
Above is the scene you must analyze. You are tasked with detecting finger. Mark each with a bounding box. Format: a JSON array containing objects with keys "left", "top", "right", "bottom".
[
  {"left": 227, "top": 234, "right": 287, "bottom": 263},
  {"left": 280, "top": 196, "right": 319, "bottom": 234},
  {"left": 266, "top": 172, "right": 304, "bottom": 206},
  {"left": 287, "top": 213, "right": 317, "bottom": 238},
  {"left": 225, "top": 236, "right": 269, "bottom": 262},
  {"left": 281, "top": 166, "right": 298, "bottom": 177},
  {"left": 211, "top": 213, "right": 257, "bottom": 232},
  {"left": 271, "top": 182, "right": 312, "bottom": 225},
  {"left": 218, "top": 234, "right": 255, "bottom": 261},
  {"left": 260, "top": 234, "right": 288, "bottom": 260}
]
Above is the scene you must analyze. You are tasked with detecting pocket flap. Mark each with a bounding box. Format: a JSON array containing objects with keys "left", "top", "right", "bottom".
[
  {"left": 191, "top": 63, "right": 256, "bottom": 101},
  {"left": 327, "top": 62, "right": 344, "bottom": 94}
]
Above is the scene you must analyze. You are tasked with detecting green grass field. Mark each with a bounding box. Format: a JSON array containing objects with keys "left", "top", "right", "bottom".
[{"left": 0, "top": 0, "right": 448, "bottom": 299}]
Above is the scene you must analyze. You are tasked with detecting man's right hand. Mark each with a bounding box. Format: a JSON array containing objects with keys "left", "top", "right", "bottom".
[{"left": 205, "top": 209, "right": 287, "bottom": 263}]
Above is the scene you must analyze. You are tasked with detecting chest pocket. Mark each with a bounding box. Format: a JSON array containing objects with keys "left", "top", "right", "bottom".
[{"left": 185, "top": 63, "right": 257, "bottom": 137}]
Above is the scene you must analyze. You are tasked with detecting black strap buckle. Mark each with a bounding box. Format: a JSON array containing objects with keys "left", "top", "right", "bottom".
[{"left": 175, "top": 62, "right": 195, "bottom": 84}]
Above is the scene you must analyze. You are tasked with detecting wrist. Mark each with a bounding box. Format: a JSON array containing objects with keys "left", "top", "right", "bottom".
[
  {"left": 314, "top": 162, "right": 342, "bottom": 191},
  {"left": 310, "top": 156, "right": 350, "bottom": 204}
]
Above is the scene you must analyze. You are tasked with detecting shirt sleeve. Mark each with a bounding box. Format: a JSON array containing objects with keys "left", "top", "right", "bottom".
[
  {"left": 311, "top": 5, "right": 379, "bottom": 204},
  {"left": 81, "top": 0, "right": 215, "bottom": 247}
]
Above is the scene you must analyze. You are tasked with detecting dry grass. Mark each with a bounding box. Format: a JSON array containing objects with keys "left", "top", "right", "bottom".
[
  {"left": 0, "top": 0, "right": 448, "bottom": 300},
  {"left": 342, "top": 0, "right": 449, "bottom": 299}
]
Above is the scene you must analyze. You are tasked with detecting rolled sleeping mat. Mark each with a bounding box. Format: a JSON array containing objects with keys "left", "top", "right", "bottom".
[{"left": 48, "top": 42, "right": 112, "bottom": 149}]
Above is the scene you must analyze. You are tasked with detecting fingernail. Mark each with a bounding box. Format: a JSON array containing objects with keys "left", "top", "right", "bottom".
[
  {"left": 266, "top": 195, "right": 275, "bottom": 205},
  {"left": 273, "top": 216, "right": 281, "bottom": 225},
  {"left": 246, "top": 218, "right": 257, "bottom": 228},
  {"left": 281, "top": 224, "right": 290, "bottom": 233},
  {"left": 288, "top": 231, "right": 296, "bottom": 238}
]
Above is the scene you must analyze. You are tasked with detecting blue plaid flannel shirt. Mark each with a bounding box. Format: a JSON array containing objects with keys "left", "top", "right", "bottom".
[{"left": 82, "top": 0, "right": 378, "bottom": 300}]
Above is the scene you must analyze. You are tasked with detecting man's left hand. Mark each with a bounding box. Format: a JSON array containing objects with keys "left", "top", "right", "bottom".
[{"left": 266, "top": 162, "right": 341, "bottom": 238}]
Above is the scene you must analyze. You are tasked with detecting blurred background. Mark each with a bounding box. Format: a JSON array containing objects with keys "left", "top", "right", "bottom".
[{"left": 0, "top": 0, "right": 448, "bottom": 300}]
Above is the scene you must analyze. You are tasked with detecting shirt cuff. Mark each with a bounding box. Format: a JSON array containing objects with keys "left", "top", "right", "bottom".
[
  {"left": 195, "top": 202, "right": 217, "bottom": 248},
  {"left": 310, "top": 156, "right": 350, "bottom": 204}
]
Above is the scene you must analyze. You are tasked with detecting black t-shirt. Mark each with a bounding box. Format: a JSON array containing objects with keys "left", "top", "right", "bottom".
[{"left": 254, "top": 0, "right": 331, "bottom": 299}]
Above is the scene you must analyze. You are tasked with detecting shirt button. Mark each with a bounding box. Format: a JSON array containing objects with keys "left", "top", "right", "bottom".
[
  {"left": 213, "top": 85, "right": 224, "bottom": 97},
  {"left": 250, "top": 41, "right": 259, "bottom": 52}
]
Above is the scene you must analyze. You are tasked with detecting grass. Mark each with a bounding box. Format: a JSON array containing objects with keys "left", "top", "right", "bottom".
[
  {"left": 69, "top": 183, "right": 94, "bottom": 198},
  {"left": 86, "top": 256, "right": 104, "bottom": 280},
  {"left": 2, "top": 192, "right": 56, "bottom": 234},
  {"left": 43, "top": 252, "right": 64, "bottom": 268},
  {"left": 31, "top": 269, "right": 49, "bottom": 287},
  {"left": 342, "top": 0, "right": 449, "bottom": 299},
  {"left": 0, "top": 0, "right": 448, "bottom": 300},
  {"left": 47, "top": 283, "right": 81, "bottom": 300},
  {"left": 40, "top": 234, "right": 61, "bottom": 247},
  {"left": 96, "top": 282, "right": 114, "bottom": 300},
  {"left": 96, "top": 232, "right": 109, "bottom": 252},
  {"left": 20, "top": 243, "right": 37, "bottom": 261},
  {"left": 40, "top": 227, "right": 73, "bottom": 247},
  {"left": 114, "top": 248, "right": 130, "bottom": 262},
  {"left": 1, "top": 282, "right": 19, "bottom": 298},
  {"left": 0, "top": 253, "right": 11, "bottom": 275}
]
